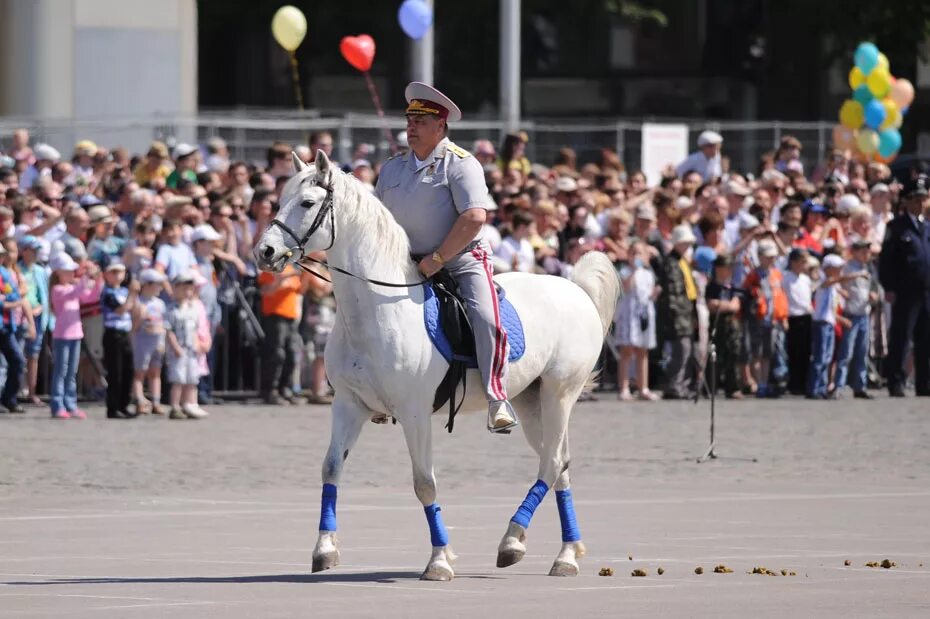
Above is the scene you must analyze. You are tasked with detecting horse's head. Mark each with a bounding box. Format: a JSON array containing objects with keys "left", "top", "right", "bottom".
[{"left": 255, "top": 150, "right": 337, "bottom": 272}]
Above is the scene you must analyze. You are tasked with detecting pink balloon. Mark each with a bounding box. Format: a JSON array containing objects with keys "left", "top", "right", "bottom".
[
  {"left": 890, "top": 78, "right": 915, "bottom": 109},
  {"left": 340, "top": 34, "right": 376, "bottom": 72}
]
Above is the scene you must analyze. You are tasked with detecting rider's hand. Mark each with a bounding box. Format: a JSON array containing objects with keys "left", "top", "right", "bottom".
[{"left": 418, "top": 256, "right": 442, "bottom": 278}]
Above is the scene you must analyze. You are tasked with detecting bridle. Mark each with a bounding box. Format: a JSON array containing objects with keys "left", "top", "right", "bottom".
[{"left": 266, "top": 177, "right": 426, "bottom": 289}]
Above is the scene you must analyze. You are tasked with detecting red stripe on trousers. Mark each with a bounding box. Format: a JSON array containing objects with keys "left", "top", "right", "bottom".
[{"left": 473, "top": 248, "right": 506, "bottom": 400}]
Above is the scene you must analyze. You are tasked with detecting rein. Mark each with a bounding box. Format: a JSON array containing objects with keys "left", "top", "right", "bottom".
[{"left": 269, "top": 179, "right": 427, "bottom": 289}]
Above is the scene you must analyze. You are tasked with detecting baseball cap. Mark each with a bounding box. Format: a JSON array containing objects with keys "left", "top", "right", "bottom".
[
  {"left": 635, "top": 204, "right": 657, "bottom": 222},
  {"left": 172, "top": 272, "right": 195, "bottom": 285},
  {"left": 105, "top": 260, "right": 126, "bottom": 272},
  {"left": 697, "top": 130, "right": 723, "bottom": 147},
  {"left": 804, "top": 199, "right": 828, "bottom": 215},
  {"left": 670, "top": 224, "right": 697, "bottom": 246},
  {"left": 869, "top": 183, "right": 890, "bottom": 195},
  {"left": 33, "top": 143, "right": 61, "bottom": 162},
  {"left": 835, "top": 194, "right": 861, "bottom": 215},
  {"left": 191, "top": 224, "right": 222, "bottom": 243},
  {"left": 757, "top": 239, "right": 778, "bottom": 258},
  {"left": 173, "top": 143, "right": 198, "bottom": 160},
  {"left": 351, "top": 158, "right": 372, "bottom": 170},
  {"left": 822, "top": 254, "right": 846, "bottom": 269},
  {"left": 722, "top": 180, "right": 750, "bottom": 197},
  {"left": 555, "top": 176, "right": 578, "bottom": 193},
  {"left": 693, "top": 246, "right": 717, "bottom": 274},
  {"left": 851, "top": 238, "right": 871, "bottom": 250},
  {"left": 87, "top": 204, "right": 114, "bottom": 224},
  {"left": 19, "top": 235, "right": 40, "bottom": 251},
  {"left": 50, "top": 253, "right": 79, "bottom": 272},
  {"left": 140, "top": 268, "right": 166, "bottom": 284}
]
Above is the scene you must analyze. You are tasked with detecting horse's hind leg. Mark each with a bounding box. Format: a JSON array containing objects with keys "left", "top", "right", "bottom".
[
  {"left": 497, "top": 379, "right": 585, "bottom": 576},
  {"left": 311, "top": 396, "right": 368, "bottom": 573},
  {"left": 401, "top": 413, "right": 456, "bottom": 581},
  {"left": 497, "top": 385, "right": 543, "bottom": 568}
]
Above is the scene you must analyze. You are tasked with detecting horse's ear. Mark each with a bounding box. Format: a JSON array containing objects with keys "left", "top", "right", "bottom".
[
  {"left": 292, "top": 151, "right": 308, "bottom": 173},
  {"left": 314, "top": 148, "right": 331, "bottom": 175}
]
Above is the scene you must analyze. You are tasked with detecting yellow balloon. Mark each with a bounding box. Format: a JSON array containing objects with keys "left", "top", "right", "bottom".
[
  {"left": 857, "top": 128, "right": 879, "bottom": 154},
  {"left": 879, "top": 98, "right": 900, "bottom": 131},
  {"left": 877, "top": 53, "right": 889, "bottom": 72},
  {"left": 867, "top": 66, "right": 891, "bottom": 98},
  {"left": 272, "top": 5, "right": 307, "bottom": 52},
  {"left": 839, "top": 99, "right": 864, "bottom": 129},
  {"left": 848, "top": 66, "right": 865, "bottom": 90}
]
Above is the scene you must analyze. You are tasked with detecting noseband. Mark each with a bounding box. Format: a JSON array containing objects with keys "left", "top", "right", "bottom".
[{"left": 268, "top": 180, "right": 337, "bottom": 260}]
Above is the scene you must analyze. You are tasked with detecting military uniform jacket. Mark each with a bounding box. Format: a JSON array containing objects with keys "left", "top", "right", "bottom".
[
  {"left": 879, "top": 213, "right": 930, "bottom": 297},
  {"left": 374, "top": 138, "right": 490, "bottom": 256},
  {"left": 658, "top": 250, "right": 696, "bottom": 339}
]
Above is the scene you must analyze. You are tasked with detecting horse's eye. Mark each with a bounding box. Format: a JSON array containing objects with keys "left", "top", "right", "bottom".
[{"left": 300, "top": 200, "right": 314, "bottom": 209}]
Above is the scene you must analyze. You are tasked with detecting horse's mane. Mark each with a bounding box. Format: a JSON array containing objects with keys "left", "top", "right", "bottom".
[{"left": 327, "top": 166, "right": 413, "bottom": 270}]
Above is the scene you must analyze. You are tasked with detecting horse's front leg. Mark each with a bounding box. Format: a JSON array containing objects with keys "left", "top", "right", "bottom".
[
  {"left": 311, "top": 395, "right": 369, "bottom": 573},
  {"left": 401, "top": 413, "right": 457, "bottom": 581}
]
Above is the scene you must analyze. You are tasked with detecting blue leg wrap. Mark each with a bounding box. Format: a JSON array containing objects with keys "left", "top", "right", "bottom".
[
  {"left": 511, "top": 479, "right": 549, "bottom": 528},
  {"left": 319, "top": 483, "right": 337, "bottom": 531},
  {"left": 424, "top": 503, "right": 449, "bottom": 547},
  {"left": 555, "top": 489, "right": 582, "bottom": 542}
]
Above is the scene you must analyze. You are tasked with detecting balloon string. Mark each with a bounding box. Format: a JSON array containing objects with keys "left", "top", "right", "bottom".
[
  {"left": 363, "top": 71, "right": 398, "bottom": 154},
  {"left": 289, "top": 51, "right": 304, "bottom": 111}
]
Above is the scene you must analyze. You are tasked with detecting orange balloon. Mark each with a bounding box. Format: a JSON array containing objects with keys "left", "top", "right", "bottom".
[{"left": 832, "top": 125, "right": 857, "bottom": 150}]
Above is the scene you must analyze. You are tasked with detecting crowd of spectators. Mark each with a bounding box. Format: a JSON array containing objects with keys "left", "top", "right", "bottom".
[{"left": 0, "top": 124, "right": 927, "bottom": 419}]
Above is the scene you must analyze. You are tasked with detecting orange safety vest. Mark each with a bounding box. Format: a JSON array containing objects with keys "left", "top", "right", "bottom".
[{"left": 744, "top": 267, "right": 789, "bottom": 323}]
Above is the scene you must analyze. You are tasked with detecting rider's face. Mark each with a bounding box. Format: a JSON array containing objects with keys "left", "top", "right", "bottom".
[{"left": 406, "top": 115, "right": 445, "bottom": 152}]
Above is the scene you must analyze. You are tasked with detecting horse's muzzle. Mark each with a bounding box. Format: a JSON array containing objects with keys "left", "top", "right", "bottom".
[{"left": 254, "top": 243, "right": 291, "bottom": 272}]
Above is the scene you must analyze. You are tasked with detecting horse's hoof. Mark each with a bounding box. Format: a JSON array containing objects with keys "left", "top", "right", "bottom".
[
  {"left": 549, "top": 560, "right": 579, "bottom": 577},
  {"left": 311, "top": 550, "right": 340, "bottom": 573},
  {"left": 496, "top": 547, "right": 526, "bottom": 568},
  {"left": 421, "top": 560, "right": 454, "bottom": 581}
]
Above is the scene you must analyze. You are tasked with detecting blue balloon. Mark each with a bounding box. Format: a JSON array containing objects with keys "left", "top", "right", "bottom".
[
  {"left": 853, "top": 85, "right": 873, "bottom": 107},
  {"left": 854, "top": 42, "right": 880, "bottom": 74},
  {"left": 398, "top": 0, "right": 433, "bottom": 40},
  {"left": 878, "top": 128, "right": 902, "bottom": 158},
  {"left": 864, "top": 99, "right": 886, "bottom": 130}
]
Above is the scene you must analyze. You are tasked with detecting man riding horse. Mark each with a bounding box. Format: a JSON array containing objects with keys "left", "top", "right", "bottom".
[{"left": 375, "top": 82, "right": 518, "bottom": 434}]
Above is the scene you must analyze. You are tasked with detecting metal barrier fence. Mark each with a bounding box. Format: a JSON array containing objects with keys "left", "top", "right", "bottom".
[{"left": 1, "top": 112, "right": 840, "bottom": 177}]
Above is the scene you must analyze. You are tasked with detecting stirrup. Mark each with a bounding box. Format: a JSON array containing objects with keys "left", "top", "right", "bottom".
[{"left": 487, "top": 400, "right": 518, "bottom": 434}]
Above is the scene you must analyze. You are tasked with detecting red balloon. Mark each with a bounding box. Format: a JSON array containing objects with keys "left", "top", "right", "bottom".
[{"left": 340, "top": 34, "right": 376, "bottom": 72}]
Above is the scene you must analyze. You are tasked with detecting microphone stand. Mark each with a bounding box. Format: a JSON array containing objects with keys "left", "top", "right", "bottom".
[{"left": 696, "top": 287, "right": 757, "bottom": 464}]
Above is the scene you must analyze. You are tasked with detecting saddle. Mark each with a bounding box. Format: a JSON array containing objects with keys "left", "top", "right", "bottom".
[{"left": 424, "top": 270, "right": 525, "bottom": 433}]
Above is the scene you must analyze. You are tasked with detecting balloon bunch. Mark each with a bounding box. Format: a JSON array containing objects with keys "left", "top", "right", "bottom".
[
  {"left": 269, "top": 1, "right": 435, "bottom": 151},
  {"left": 835, "top": 42, "right": 915, "bottom": 163}
]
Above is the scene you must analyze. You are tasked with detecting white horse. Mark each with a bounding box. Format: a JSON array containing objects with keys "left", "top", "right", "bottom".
[{"left": 254, "top": 151, "right": 619, "bottom": 580}]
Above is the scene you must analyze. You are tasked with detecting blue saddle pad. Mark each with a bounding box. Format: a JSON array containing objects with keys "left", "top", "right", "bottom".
[{"left": 424, "top": 284, "right": 525, "bottom": 369}]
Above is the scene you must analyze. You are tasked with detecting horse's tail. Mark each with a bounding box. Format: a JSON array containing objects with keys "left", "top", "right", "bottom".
[{"left": 571, "top": 251, "right": 620, "bottom": 337}]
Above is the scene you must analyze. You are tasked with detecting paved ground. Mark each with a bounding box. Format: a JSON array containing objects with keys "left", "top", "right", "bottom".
[{"left": 1, "top": 394, "right": 929, "bottom": 618}]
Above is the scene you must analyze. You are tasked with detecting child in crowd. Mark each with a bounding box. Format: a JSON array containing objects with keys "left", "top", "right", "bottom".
[
  {"left": 0, "top": 242, "right": 28, "bottom": 413},
  {"left": 131, "top": 269, "right": 167, "bottom": 415},
  {"left": 782, "top": 248, "right": 814, "bottom": 395},
  {"left": 165, "top": 272, "right": 210, "bottom": 419},
  {"left": 0, "top": 238, "right": 34, "bottom": 411},
  {"left": 835, "top": 239, "right": 876, "bottom": 399},
  {"left": 658, "top": 224, "right": 697, "bottom": 399},
  {"left": 705, "top": 253, "right": 744, "bottom": 398},
  {"left": 615, "top": 241, "right": 660, "bottom": 401},
  {"left": 122, "top": 220, "right": 158, "bottom": 281},
  {"left": 18, "top": 236, "right": 49, "bottom": 405},
  {"left": 49, "top": 253, "right": 102, "bottom": 419},
  {"left": 691, "top": 246, "right": 716, "bottom": 391},
  {"left": 808, "top": 254, "right": 866, "bottom": 399},
  {"left": 100, "top": 262, "right": 137, "bottom": 419},
  {"left": 742, "top": 240, "right": 788, "bottom": 398}
]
